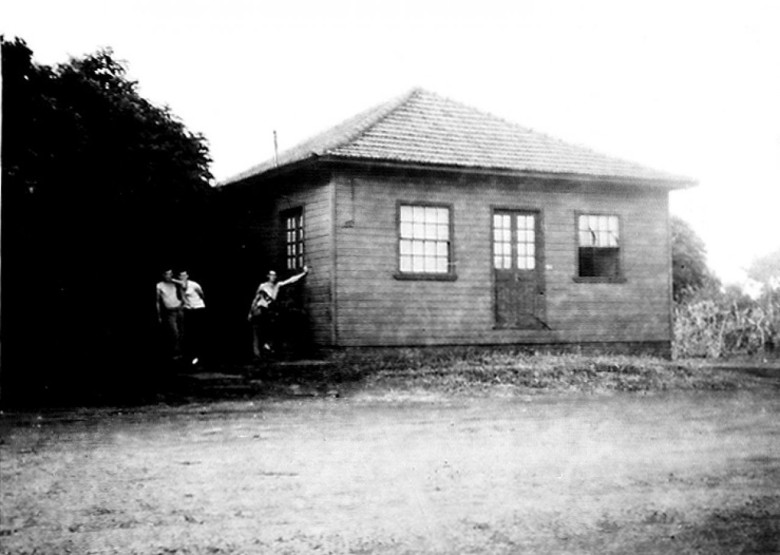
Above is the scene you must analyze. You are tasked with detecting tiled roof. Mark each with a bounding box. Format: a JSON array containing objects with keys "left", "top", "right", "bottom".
[{"left": 222, "top": 88, "right": 693, "bottom": 186}]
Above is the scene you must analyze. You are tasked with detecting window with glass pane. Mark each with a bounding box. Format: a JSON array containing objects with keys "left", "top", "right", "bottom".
[
  {"left": 399, "top": 205, "right": 450, "bottom": 274},
  {"left": 516, "top": 214, "right": 536, "bottom": 270},
  {"left": 283, "top": 208, "right": 304, "bottom": 271},
  {"left": 578, "top": 214, "right": 620, "bottom": 278},
  {"left": 493, "top": 214, "right": 512, "bottom": 269}
]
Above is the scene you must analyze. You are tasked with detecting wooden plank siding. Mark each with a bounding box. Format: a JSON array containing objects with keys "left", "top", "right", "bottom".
[{"left": 332, "top": 170, "right": 672, "bottom": 348}]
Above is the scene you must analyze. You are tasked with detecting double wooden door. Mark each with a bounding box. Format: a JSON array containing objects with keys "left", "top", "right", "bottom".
[{"left": 492, "top": 210, "right": 546, "bottom": 329}]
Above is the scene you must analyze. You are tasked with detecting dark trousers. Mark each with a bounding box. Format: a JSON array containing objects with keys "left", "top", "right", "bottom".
[
  {"left": 160, "top": 307, "right": 184, "bottom": 358},
  {"left": 251, "top": 310, "right": 277, "bottom": 358},
  {"left": 182, "top": 308, "right": 207, "bottom": 362}
]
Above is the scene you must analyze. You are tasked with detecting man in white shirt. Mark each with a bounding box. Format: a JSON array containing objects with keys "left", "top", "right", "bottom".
[
  {"left": 177, "top": 270, "right": 206, "bottom": 366},
  {"left": 156, "top": 269, "right": 183, "bottom": 360}
]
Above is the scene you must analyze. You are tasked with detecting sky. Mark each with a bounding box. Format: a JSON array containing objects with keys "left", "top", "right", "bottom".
[{"left": 4, "top": 0, "right": 779, "bottom": 284}]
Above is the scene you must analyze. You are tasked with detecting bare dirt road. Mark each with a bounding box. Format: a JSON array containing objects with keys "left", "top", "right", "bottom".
[{"left": 2, "top": 389, "right": 779, "bottom": 554}]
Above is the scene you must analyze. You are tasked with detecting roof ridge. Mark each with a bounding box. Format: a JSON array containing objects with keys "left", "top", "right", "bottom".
[
  {"left": 219, "top": 88, "right": 423, "bottom": 186},
  {"left": 421, "top": 90, "right": 537, "bottom": 133},
  {"left": 322, "top": 87, "right": 422, "bottom": 155}
]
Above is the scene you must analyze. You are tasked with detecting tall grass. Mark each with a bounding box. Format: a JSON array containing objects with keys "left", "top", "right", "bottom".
[{"left": 673, "top": 285, "right": 779, "bottom": 359}]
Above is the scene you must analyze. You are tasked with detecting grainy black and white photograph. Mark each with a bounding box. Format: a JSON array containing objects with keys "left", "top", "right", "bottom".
[{"left": 1, "top": 1, "right": 779, "bottom": 553}]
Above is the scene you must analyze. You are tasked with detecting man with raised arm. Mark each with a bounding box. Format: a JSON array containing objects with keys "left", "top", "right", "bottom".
[{"left": 248, "top": 266, "right": 309, "bottom": 358}]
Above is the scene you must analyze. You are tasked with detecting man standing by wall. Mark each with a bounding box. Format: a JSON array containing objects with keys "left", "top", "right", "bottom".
[{"left": 249, "top": 266, "right": 308, "bottom": 358}]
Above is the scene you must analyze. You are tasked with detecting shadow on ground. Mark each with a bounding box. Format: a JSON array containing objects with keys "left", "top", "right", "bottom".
[
  {"left": 3, "top": 351, "right": 779, "bottom": 410},
  {"left": 1, "top": 357, "right": 361, "bottom": 410}
]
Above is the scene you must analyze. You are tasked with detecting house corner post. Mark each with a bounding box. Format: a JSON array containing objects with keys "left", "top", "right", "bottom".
[{"left": 330, "top": 175, "right": 339, "bottom": 347}]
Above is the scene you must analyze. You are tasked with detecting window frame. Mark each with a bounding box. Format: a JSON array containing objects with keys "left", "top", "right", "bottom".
[
  {"left": 573, "top": 211, "right": 626, "bottom": 283},
  {"left": 281, "top": 206, "right": 305, "bottom": 272},
  {"left": 393, "top": 201, "right": 457, "bottom": 281}
]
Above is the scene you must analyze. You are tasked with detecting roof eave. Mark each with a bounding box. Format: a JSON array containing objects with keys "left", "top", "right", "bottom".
[
  {"left": 217, "top": 154, "right": 321, "bottom": 188},
  {"left": 317, "top": 155, "right": 697, "bottom": 189},
  {"left": 219, "top": 154, "right": 697, "bottom": 190}
]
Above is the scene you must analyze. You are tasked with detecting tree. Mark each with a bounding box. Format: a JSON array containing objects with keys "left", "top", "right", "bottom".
[
  {"left": 747, "top": 247, "right": 780, "bottom": 353},
  {"left": 748, "top": 246, "right": 780, "bottom": 288},
  {"left": 671, "top": 215, "right": 716, "bottom": 302},
  {"left": 1, "top": 37, "right": 214, "bottom": 402}
]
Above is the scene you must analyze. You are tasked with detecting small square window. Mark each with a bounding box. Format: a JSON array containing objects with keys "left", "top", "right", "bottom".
[{"left": 577, "top": 214, "right": 620, "bottom": 279}]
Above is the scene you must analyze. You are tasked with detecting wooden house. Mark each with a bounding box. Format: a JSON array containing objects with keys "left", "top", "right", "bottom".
[{"left": 219, "top": 89, "right": 694, "bottom": 355}]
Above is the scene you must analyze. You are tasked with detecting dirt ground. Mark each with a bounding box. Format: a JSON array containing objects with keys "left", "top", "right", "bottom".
[{"left": 2, "top": 388, "right": 779, "bottom": 554}]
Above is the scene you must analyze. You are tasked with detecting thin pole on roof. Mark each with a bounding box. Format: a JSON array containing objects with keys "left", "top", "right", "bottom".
[{"left": 273, "top": 130, "right": 279, "bottom": 167}]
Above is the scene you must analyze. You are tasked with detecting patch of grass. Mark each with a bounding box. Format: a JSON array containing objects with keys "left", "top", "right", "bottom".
[{"left": 325, "top": 348, "right": 774, "bottom": 395}]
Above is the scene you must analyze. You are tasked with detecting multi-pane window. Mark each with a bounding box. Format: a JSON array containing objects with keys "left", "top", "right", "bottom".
[
  {"left": 516, "top": 214, "right": 536, "bottom": 270},
  {"left": 493, "top": 214, "right": 512, "bottom": 269},
  {"left": 399, "top": 205, "right": 451, "bottom": 274},
  {"left": 578, "top": 214, "right": 620, "bottom": 278},
  {"left": 283, "top": 208, "right": 304, "bottom": 271},
  {"left": 493, "top": 213, "right": 536, "bottom": 270}
]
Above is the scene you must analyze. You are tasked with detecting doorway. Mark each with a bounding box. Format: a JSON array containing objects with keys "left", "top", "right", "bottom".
[{"left": 492, "top": 210, "right": 547, "bottom": 329}]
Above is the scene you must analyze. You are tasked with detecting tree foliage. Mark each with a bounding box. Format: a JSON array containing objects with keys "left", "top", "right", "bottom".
[
  {"left": 671, "top": 215, "right": 716, "bottom": 301},
  {"left": 2, "top": 37, "right": 214, "bottom": 400},
  {"left": 748, "top": 246, "right": 780, "bottom": 288}
]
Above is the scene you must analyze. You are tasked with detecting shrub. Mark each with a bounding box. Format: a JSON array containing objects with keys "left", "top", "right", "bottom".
[{"left": 674, "top": 284, "right": 779, "bottom": 358}]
